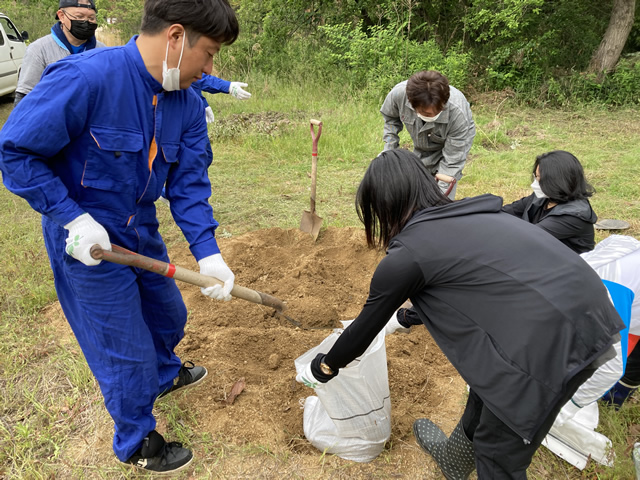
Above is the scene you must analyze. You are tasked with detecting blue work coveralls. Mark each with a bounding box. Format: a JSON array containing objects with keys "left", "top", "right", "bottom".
[
  {"left": 0, "top": 37, "right": 220, "bottom": 461},
  {"left": 191, "top": 73, "right": 230, "bottom": 108}
]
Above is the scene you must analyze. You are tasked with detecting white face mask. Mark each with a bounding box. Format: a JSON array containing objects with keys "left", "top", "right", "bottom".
[
  {"left": 531, "top": 178, "right": 548, "bottom": 199},
  {"left": 162, "top": 33, "right": 186, "bottom": 91},
  {"left": 417, "top": 111, "right": 442, "bottom": 123}
]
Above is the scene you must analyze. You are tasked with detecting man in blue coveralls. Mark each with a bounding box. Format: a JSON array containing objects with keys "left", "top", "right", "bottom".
[{"left": 0, "top": 0, "right": 239, "bottom": 473}]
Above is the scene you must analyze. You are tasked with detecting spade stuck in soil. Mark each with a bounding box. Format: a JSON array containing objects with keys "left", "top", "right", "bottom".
[{"left": 300, "top": 119, "right": 323, "bottom": 241}]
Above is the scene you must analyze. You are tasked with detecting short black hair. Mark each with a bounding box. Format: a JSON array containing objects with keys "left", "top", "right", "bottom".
[
  {"left": 141, "top": 0, "right": 239, "bottom": 46},
  {"left": 534, "top": 150, "right": 594, "bottom": 202},
  {"left": 406, "top": 71, "right": 450, "bottom": 111},
  {"left": 356, "top": 149, "right": 452, "bottom": 250}
]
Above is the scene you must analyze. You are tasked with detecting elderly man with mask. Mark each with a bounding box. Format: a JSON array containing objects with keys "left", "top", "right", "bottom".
[
  {"left": 14, "top": 0, "right": 104, "bottom": 105},
  {"left": 380, "top": 70, "right": 475, "bottom": 198}
]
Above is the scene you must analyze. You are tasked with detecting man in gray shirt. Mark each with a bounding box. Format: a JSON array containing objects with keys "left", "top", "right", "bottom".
[
  {"left": 14, "top": 0, "right": 104, "bottom": 105},
  {"left": 380, "top": 70, "right": 475, "bottom": 198}
]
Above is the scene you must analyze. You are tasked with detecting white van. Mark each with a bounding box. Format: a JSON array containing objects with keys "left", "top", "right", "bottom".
[{"left": 0, "top": 12, "right": 28, "bottom": 97}]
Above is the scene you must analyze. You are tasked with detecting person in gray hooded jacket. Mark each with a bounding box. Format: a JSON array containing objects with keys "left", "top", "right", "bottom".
[
  {"left": 296, "top": 149, "right": 623, "bottom": 480},
  {"left": 503, "top": 150, "right": 597, "bottom": 254}
]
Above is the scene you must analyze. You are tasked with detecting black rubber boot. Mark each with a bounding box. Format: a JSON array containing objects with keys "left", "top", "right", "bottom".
[{"left": 413, "top": 419, "right": 475, "bottom": 480}]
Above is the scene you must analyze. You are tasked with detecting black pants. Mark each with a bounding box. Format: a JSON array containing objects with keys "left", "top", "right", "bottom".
[
  {"left": 622, "top": 345, "right": 640, "bottom": 386},
  {"left": 461, "top": 366, "right": 596, "bottom": 479}
]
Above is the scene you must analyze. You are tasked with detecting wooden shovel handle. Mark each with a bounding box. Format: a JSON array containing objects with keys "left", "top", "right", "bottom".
[
  {"left": 90, "top": 244, "right": 287, "bottom": 312},
  {"left": 309, "top": 119, "right": 322, "bottom": 214},
  {"left": 444, "top": 177, "right": 457, "bottom": 197}
]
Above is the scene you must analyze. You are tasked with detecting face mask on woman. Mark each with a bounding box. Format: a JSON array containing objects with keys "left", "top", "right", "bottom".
[
  {"left": 417, "top": 111, "right": 442, "bottom": 123},
  {"left": 531, "top": 178, "right": 548, "bottom": 199}
]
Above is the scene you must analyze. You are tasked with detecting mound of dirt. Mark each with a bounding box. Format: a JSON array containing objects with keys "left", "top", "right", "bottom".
[{"left": 175, "top": 228, "right": 466, "bottom": 467}]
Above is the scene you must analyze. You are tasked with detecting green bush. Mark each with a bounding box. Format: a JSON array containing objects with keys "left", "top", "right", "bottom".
[
  {"left": 319, "top": 22, "right": 471, "bottom": 100},
  {"left": 221, "top": 20, "right": 472, "bottom": 101},
  {"left": 95, "top": 0, "right": 142, "bottom": 41},
  {"left": 542, "top": 59, "right": 640, "bottom": 106},
  {"left": 2, "top": 0, "right": 59, "bottom": 42},
  {"left": 9, "top": 0, "right": 640, "bottom": 107}
]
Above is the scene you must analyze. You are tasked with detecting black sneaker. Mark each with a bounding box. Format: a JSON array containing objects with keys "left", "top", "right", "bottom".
[
  {"left": 158, "top": 361, "right": 208, "bottom": 399},
  {"left": 123, "top": 430, "right": 193, "bottom": 474}
]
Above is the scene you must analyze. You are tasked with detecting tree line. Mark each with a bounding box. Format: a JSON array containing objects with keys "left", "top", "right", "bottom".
[{"left": 4, "top": 0, "right": 639, "bottom": 104}]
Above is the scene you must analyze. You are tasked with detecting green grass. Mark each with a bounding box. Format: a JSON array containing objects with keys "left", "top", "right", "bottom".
[{"left": 1, "top": 76, "right": 639, "bottom": 478}]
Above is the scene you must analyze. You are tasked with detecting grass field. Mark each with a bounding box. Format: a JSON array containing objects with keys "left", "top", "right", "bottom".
[{"left": 0, "top": 79, "right": 639, "bottom": 479}]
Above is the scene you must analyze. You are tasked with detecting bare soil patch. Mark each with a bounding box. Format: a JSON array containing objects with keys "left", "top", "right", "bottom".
[{"left": 48, "top": 227, "right": 467, "bottom": 478}]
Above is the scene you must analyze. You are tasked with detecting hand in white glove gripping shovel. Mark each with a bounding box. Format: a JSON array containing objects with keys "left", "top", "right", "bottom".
[
  {"left": 198, "top": 253, "right": 235, "bottom": 301},
  {"left": 64, "top": 213, "right": 111, "bottom": 266}
]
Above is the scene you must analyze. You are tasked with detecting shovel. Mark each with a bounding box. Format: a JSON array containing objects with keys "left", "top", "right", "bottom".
[
  {"left": 435, "top": 173, "right": 457, "bottom": 197},
  {"left": 90, "top": 244, "right": 303, "bottom": 328},
  {"left": 300, "top": 119, "right": 323, "bottom": 241}
]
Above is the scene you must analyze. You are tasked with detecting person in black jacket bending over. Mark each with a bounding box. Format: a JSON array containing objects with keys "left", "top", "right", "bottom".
[
  {"left": 502, "top": 150, "right": 597, "bottom": 254},
  {"left": 296, "top": 149, "right": 623, "bottom": 480}
]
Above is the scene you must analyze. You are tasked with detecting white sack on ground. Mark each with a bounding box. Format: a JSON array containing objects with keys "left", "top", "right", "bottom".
[
  {"left": 295, "top": 321, "right": 391, "bottom": 462},
  {"left": 542, "top": 403, "right": 614, "bottom": 470}
]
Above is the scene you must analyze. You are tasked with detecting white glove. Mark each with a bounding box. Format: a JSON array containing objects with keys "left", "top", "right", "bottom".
[
  {"left": 205, "top": 106, "right": 215, "bottom": 124},
  {"left": 384, "top": 310, "right": 411, "bottom": 335},
  {"left": 554, "top": 399, "right": 582, "bottom": 427},
  {"left": 64, "top": 213, "right": 111, "bottom": 266},
  {"left": 295, "top": 362, "right": 323, "bottom": 390},
  {"left": 198, "top": 253, "right": 235, "bottom": 301},
  {"left": 228, "top": 82, "right": 251, "bottom": 100}
]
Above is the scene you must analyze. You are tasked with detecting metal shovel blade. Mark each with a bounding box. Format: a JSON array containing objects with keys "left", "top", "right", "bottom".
[{"left": 300, "top": 210, "right": 323, "bottom": 241}]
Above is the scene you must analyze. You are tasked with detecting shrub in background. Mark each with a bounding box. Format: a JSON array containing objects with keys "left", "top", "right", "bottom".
[
  {"left": 6, "top": 0, "right": 640, "bottom": 107},
  {"left": 2, "top": 0, "right": 59, "bottom": 42}
]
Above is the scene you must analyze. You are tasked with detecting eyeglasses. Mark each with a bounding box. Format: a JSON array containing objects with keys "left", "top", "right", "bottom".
[{"left": 63, "top": 9, "right": 97, "bottom": 23}]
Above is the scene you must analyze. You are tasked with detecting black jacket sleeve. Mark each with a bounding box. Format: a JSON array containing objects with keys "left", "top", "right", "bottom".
[
  {"left": 535, "top": 214, "right": 590, "bottom": 240},
  {"left": 318, "top": 242, "right": 425, "bottom": 378},
  {"left": 502, "top": 195, "right": 531, "bottom": 217}
]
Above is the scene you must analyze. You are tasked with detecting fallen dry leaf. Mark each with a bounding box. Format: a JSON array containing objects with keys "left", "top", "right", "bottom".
[{"left": 225, "top": 378, "right": 246, "bottom": 405}]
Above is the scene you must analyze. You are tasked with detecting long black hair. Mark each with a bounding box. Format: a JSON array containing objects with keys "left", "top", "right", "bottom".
[
  {"left": 356, "top": 149, "right": 452, "bottom": 250},
  {"left": 534, "top": 151, "right": 594, "bottom": 202}
]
